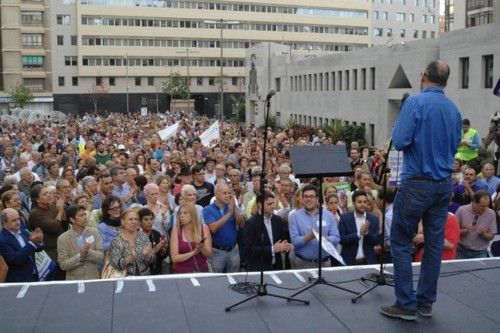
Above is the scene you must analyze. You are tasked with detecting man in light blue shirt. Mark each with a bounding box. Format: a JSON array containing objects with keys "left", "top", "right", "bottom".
[
  {"left": 289, "top": 184, "right": 339, "bottom": 269},
  {"left": 381, "top": 61, "right": 461, "bottom": 321}
]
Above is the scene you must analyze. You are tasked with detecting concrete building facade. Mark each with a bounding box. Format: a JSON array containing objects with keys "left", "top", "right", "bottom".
[
  {"left": 0, "top": 0, "right": 53, "bottom": 113},
  {"left": 0, "top": 0, "right": 441, "bottom": 116},
  {"left": 246, "top": 23, "right": 500, "bottom": 147},
  {"left": 445, "top": 0, "right": 500, "bottom": 31}
]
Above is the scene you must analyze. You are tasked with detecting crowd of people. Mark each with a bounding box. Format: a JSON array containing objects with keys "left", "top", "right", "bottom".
[{"left": 0, "top": 104, "right": 498, "bottom": 284}]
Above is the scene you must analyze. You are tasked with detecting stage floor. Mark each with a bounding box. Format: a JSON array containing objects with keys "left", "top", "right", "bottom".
[{"left": 1, "top": 258, "right": 500, "bottom": 333}]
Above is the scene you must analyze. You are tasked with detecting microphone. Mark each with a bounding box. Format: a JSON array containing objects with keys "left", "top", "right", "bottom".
[{"left": 266, "top": 89, "right": 276, "bottom": 101}]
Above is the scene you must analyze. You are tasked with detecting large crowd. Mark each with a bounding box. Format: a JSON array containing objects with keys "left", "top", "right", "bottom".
[{"left": 0, "top": 110, "right": 498, "bottom": 283}]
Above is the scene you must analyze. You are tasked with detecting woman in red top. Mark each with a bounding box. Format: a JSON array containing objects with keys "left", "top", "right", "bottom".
[
  {"left": 170, "top": 203, "right": 212, "bottom": 273},
  {"left": 414, "top": 213, "right": 461, "bottom": 262}
]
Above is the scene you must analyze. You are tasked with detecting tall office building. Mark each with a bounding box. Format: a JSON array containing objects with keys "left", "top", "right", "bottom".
[
  {"left": 445, "top": 0, "right": 500, "bottom": 31},
  {"left": 0, "top": 0, "right": 53, "bottom": 113},
  {"left": 1, "top": 0, "right": 440, "bottom": 115},
  {"left": 372, "top": 0, "right": 440, "bottom": 44}
]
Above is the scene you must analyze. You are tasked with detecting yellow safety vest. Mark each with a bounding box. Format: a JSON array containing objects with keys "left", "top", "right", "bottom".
[{"left": 456, "top": 128, "right": 478, "bottom": 161}]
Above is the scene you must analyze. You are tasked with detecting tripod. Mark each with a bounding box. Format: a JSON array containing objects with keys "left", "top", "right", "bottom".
[
  {"left": 285, "top": 146, "right": 359, "bottom": 298},
  {"left": 351, "top": 140, "right": 395, "bottom": 303},
  {"left": 225, "top": 90, "right": 309, "bottom": 311}
]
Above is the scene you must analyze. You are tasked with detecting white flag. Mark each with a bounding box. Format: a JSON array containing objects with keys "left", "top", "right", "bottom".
[
  {"left": 158, "top": 121, "right": 180, "bottom": 141},
  {"left": 199, "top": 120, "right": 220, "bottom": 147}
]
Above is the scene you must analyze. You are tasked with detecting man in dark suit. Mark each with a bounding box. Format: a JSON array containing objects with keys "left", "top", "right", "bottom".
[
  {"left": 0, "top": 208, "right": 44, "bottom": 282},
  {"left": 339, "top": 190, "right": 380, "bottom": 265},
  {"left": 244, "top": 191, "right": 291, "bottom": 271}
]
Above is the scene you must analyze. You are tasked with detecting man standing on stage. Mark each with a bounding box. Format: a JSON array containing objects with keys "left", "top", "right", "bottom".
[{"left": 380, "top": 61, "right": 462, "bottom": 321}]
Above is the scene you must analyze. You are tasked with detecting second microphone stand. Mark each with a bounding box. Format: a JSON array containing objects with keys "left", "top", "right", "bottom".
[{"left": 225, "top": 92, "right": 309, "bottom": 311}]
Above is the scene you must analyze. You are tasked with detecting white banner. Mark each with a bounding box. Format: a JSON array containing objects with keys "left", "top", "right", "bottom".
[
  {"left": 158, "top": 121, "right": 180, "bottom": 141},
  {"left": 199, "top": 120, "right": 220, "bottom": 147},
  {"left": 388, "top": 147, "right": 403, "bottom": 186}
]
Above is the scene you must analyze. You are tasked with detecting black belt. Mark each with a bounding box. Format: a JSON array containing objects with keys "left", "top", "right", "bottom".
[
  {"left": 212, "top": 243, "right": 236, "bottom": 251},
  {"left": 296, "top": 253, "right": 329, "bottom": 263}
]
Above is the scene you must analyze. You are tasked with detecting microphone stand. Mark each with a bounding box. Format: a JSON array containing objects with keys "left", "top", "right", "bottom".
[
  {"left": 290, "top": 175, "right": 359, "bottom": 297},
  {"left": 225, "top": 92, "right": 309, "bottom": 311},
  {"left": 351, "top": 140, "right": 395, "bottom": 303}
]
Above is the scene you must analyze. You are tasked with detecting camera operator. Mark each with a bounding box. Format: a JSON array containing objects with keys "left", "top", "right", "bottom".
[{"left": 483, "top": 112, "right": 500, "bottom": 175}]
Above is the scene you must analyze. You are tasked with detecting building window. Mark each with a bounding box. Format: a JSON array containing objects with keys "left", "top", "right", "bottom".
[
  {"left": 109, "top": 77, "right": 116, "bottom": 86},
  {"left": 208, "top": 78, "right": 214, "bottom": 85},
  {"left": 58, "top": 77, "right": 65, "bottom": 86},
  {"left": 345, "top": 70, "right": 350, "bottom": 90},
  {"left": 72, "top": 76, "right": 78, "bottom": 86},
  {"left": 338, "top": 71, "right": 342, "bottom": 91},
  {"left": 22, "top": 34, "right": 43, "bottom": 47},
  {"left": 387, "top": 28, "right": 392, "bottom": 37},
  {"left": 459, "top": 57, "right": 469, "bottom": 89},
  {"left": 413, "top": 30, "right": 418, "bottom": 38},
  {"left": 197, "top": 77, "right": 203, "bottom": 86},
  {"left": 275, "top": 77, "right": 281, "bottom": 92},
  {"left": 135, "top": 77, "right": 141, "bottom": 86},
  {"left": 374, "top": 28, "right": 383, "bottom": 37},
  {"left": 374, "top": 11, "right": 379, "bottom": 20},
  {"left": 148, "top": 77, "right": 154, "bottom": 86},
  {"left": 401, "top": 0, "right": 406, "bottom": 5},
  {"left": 430, "top": 31, "right": 435, "bottom": 38},
  {"left": 325, "top": 72, "right": 329, "bottom": 90},
  {"left": 370, "top": 67, "right": 376, "bottom": 90},
  {"left": 396, "top": 13, "right": 405, "bottom": 22},
  {"left": 401, "top": 29, "right": 406, "bottom": 38},
  {"left": 361, "top": 68, "right": 366, "bottom": 90},
  {"left": 232, "top": 77, "right": 238, "bottom": 86},
  {"left": 57, "top": 35, "right": 64, "bottom": 46},
  {"left": 64, "top": 56, "right": 77, "bottom": 66},
  {"left": 71, "top": 35, "right": 77, "bottom": 45},
  {"left": 483, "top": 55, "right": 494, "bottom": 88},
  {"left": 422, "top": 30, "right": 427, "bottom": 38},
  {"left": 409, "top": 13, "right": 414, "bottom": 22},
  {"left": 21, "top": 11, "right": 43, "bottom": 25},
  {"left": 353, "top": 69, "right": 358, "bottom": 90},
  {"left": 56, "top": 15, "right": 70, "bottom": 25},
  {"left": 422, "top": 14, "right": 427, "bottom": 23},
  {"left": 22, "top": 56, "right": 44, "bottom": 68},
  {"left": 96, "top": 77, "right": 103, "bottom": 85},
  {"left": 382, "top": 11, "right": 388, "bottom": 20},
  {"left": 331, "top": 72, "right": 336, "bottom": 91}
]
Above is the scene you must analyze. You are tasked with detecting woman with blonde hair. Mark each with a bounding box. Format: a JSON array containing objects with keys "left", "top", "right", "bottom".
[{"left": 170, "top": 203, "right": 211, "bottom": 273}]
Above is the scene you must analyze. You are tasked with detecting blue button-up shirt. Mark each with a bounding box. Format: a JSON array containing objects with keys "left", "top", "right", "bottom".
[
  {"left": 392, "top": 86, "right": 462, "bottom": 181},
  {"left": 203, "top": 202, "right": 237, "bottom": 247},
  {"left": 289, "top": 208, "right": 340, "bottom": 260}
]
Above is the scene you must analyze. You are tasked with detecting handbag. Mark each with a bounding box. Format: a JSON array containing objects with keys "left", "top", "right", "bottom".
[
  {"left": 101, "top": 256, "right": 127, "bottom": 279},
  {"left": 101, "top": 237, "right": 127, "bottom": 279}
]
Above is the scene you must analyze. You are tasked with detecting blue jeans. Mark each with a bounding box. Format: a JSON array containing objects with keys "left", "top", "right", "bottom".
[
  {"left": 390, "top": 178, "right": 452, "bottom": 310},
  {"left": 211, "top": 245, "right": 240, "bottom": 273}
]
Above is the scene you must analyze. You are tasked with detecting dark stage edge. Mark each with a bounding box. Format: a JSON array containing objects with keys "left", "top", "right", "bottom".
[{"left": 1, "top": 258, "right": 500, "bottom": 333}]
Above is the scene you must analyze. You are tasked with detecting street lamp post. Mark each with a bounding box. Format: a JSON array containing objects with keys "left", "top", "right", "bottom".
[
  {"left": 125, "top": 53, "right": 130, "bottom": 114},
  {"left": 204, "top": 19, "right": 239, "bottom": 121},
  {"left": 176, "top": 48, "right": 199, "bottom": 112}
]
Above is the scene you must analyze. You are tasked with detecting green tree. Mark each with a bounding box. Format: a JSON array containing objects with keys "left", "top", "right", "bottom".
[
  {"left": 162, "top": 72, "right": 189, "bottom": 99},
  {"left": 322, "top": 121, "right": 367, "bottom": 146},
  {"left": 9, "top": 83, "right": 34, "bottom": 108}
]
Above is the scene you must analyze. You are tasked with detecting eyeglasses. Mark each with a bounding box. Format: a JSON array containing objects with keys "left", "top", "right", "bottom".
[{"left": 109, "top": 206, "right": 121, "bottom": 212}]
